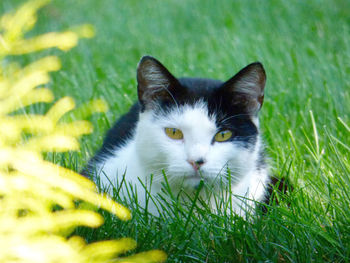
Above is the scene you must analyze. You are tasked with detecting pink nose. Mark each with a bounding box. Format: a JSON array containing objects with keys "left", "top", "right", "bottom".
[{"left": 187, "top": 159, "right": 205, "bottom": 171}]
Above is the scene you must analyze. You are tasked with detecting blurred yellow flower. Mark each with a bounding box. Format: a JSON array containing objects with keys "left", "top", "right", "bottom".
[{"left": 0, "top": 1, "right": 166, "bottom": 262}]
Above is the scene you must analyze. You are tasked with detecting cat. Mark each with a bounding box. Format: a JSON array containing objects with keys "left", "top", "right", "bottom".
[{"left": 83, "top": 56, "right": 270, "bottom": 216}]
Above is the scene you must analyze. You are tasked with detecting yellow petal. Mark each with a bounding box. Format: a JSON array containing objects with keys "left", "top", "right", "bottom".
[
  {"left": 82, "top": 238, "right": 137, "bottom": 259},
  {"left": 55, "top": 121, "right": 93, "bottom": 137},
  {"left": 24, "top": 134, "right": 80, "bottom": 152},
  {"left": 117, "top": 250, "right": 168, "bottom": 263},
  {"left": 46, "top": 97, "right": 76, "bottom": 124},
  {"left": 8, "top": 32, "right": 78, "bottom": 54}
]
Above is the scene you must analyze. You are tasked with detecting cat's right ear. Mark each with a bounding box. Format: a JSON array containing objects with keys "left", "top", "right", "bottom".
[
  {"left": 220, "top": 62, "right": 266, "bottom": 115},
  {"left": 137, "top": 56, "right": 180, "bottom": 111}
]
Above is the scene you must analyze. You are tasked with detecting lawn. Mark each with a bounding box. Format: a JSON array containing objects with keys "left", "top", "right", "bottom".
[{"left": 1, "top": 0, "right": 349, "bottom": 262}]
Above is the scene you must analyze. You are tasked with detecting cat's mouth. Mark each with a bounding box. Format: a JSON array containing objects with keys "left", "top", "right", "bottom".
[
  {"left": 184, "top": 170, "right": 209, "bottom": 182},
  {"left": 183, "top": 170, "right": 215, "bottom": 190},
  {"left": 186, "top": 170, "right": 202, "bottom": 178}
]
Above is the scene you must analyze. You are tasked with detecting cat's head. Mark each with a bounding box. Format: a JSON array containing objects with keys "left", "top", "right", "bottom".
[{"left": 135, "top": 56, "right": 266, "bottom": 189}]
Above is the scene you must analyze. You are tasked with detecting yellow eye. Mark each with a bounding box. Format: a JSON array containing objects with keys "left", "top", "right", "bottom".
[
  {"left": 165, "top": 128, "right": 184, "bottom": 140},
  {"left": 214, "top": 130, "right": 233, "bottom": 142}
]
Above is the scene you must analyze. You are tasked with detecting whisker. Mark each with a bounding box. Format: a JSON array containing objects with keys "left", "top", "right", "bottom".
[
  {"left": 164, "top": 86, "right": 181, "bottom": 115},
  {"left": 220, "top": 113, "right": 252, "bottom": 123}
]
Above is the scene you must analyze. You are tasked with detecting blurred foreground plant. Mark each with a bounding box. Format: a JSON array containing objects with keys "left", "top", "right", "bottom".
[{"left": 0, "top": 1, "right": 166, "bottom": 262}]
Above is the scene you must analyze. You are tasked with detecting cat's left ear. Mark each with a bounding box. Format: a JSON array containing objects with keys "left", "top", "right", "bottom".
[
  {"left": 221, "top": 62, "right": 266, "bottom": 114},
  {"left": 137, "top": 56, "right": 181, "bottom": 110}
]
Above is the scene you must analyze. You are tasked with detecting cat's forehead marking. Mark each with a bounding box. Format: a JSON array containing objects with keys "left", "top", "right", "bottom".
[{"left": 182, "top": 103, "right": 214, "bottom": 126}]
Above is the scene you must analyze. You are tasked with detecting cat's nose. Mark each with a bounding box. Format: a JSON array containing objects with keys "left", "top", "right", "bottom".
[{"left": 187, "top": 158, "right": 205, "bottom": 171}]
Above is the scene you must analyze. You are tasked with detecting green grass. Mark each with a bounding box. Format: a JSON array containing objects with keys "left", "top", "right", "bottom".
[{"left": 2, "top": 0, "right": 349, "bottom": 261}]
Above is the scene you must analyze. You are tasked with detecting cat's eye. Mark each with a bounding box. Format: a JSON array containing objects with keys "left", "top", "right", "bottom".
[
  {"left": 165, "top": 128, "right": 184, "bottom": 140},
  {"left": 214, "top": 130, "right": 233, "bottom": 142}
]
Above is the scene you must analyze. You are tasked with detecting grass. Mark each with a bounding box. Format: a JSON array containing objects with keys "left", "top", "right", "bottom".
[{"left": 2, "top": 0, "right": 349, "bottom": 262}]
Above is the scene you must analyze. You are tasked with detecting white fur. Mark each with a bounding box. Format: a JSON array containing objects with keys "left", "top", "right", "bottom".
[{"left": 97, "top": 102, "right": 269, "bottom": 215}]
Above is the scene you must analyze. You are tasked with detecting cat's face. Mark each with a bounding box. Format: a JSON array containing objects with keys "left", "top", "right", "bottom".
[{"left": 135, "top": 56, "right": 266, "bottom": 189}]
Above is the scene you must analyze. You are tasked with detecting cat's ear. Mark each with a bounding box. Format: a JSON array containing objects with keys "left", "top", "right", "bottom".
[
  {"left": 221, "top": 62, "right": 266, "bottom": 114},
  {"left": 137, "top": 56, "right": 180, "bottom": 110}
]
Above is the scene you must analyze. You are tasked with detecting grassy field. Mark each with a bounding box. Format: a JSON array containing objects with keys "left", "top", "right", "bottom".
[{"left": 2, "top": 0, "right": 349, "bottom": 262}]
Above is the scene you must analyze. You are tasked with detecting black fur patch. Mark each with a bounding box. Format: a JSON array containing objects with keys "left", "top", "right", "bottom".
[{"left": 261, "top": 177, "right": 294, "bottom": 213}]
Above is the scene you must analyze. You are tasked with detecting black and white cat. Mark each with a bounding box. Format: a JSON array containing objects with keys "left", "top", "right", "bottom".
[{"left": 84, "top": 56, "right": 269, "bottom": 215}]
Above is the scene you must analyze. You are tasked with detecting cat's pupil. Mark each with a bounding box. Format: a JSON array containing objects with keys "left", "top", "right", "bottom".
[{"left": 172, "top": 128, "right": 176, "bottom": 135}]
